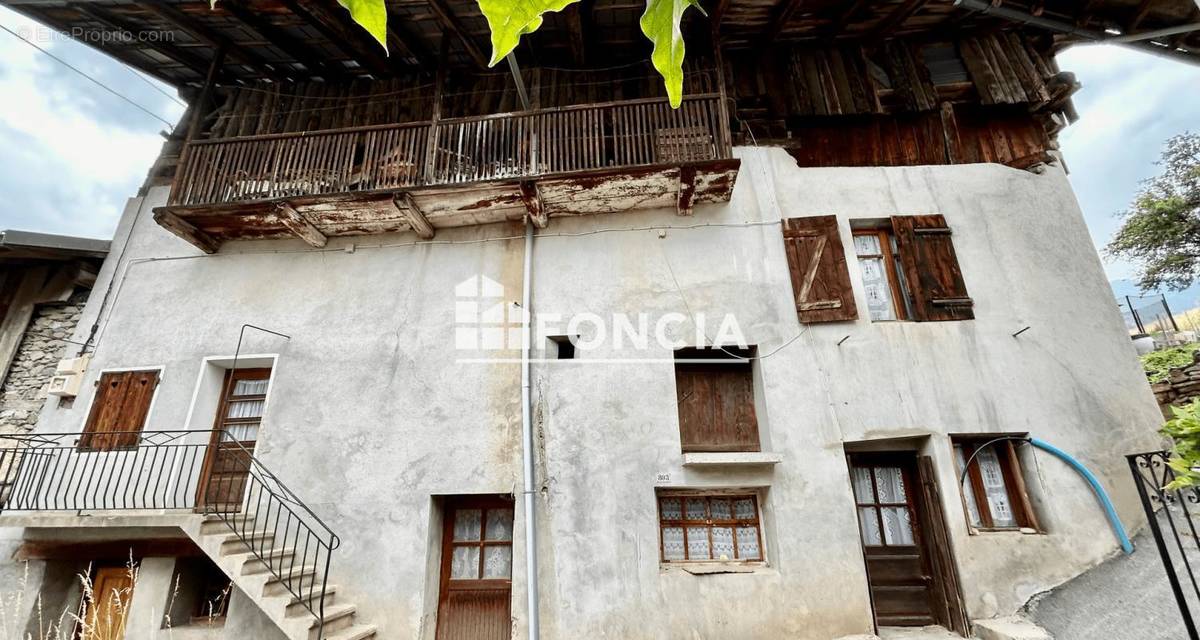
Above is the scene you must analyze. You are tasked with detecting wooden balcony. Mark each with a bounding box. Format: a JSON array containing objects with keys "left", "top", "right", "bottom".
[{"left": 154, "top": 95, "right": 739, "bottom": 252}]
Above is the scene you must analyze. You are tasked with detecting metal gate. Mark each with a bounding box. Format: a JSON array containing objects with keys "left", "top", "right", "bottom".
[{"left": 1128, "top": 450, "right": 1200, "bottom": 640}]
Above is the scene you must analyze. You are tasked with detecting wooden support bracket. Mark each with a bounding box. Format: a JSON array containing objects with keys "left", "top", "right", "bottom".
[
  {"left": 276, "top": 203, "right": 327, "bottom": 248},
  {"left": 153, "top": 211, "right": 219, "bottom": 254},
  {"left": 520, "top": 182, "right": 548, "bottom": 228},
  {"left": 397, "top": 194, "right": 435, "bottom": 239},
  {"left": 677, "top": 166, "right": 697, "bottom": 217}
]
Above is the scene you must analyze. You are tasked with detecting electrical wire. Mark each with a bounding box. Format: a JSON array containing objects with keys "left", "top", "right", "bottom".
[
  {"left": 0, "top": 22, "right": 175, "bottom": 128},
  {"left": 125, "top": 66, "right": 186, "bottom": 108}
]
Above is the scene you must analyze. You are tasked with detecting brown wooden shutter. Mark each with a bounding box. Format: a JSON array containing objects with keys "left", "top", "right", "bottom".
[
  {"left": 892, "top": 215, "right": 974, "bottom": 321},
  {"left": 781, "top": 215, "right": 858, "bottom": 323},
  {"left": 916, "top": 456, "right": 971, "bottom": 636},
  {"left": 675, "top": 364, "right": 759, "bottom": 453},
  {"left": 81, "top": 370, "right": 160, "bottom": 450}
]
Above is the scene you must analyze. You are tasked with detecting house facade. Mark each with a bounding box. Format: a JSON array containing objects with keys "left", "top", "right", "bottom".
[{"left": 1, "top": 1, "right": 1192, "bottom": 639}]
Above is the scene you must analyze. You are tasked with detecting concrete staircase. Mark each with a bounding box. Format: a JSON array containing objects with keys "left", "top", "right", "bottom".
[{"left": 180, "top": 514, "right": 377, "bottom": 640}]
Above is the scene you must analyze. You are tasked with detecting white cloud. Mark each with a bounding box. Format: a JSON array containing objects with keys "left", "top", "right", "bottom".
[
  {"left": 1055, "top": 44, "right": 1200, "bottom": 281},
  {"left": 0, "top": 7, "right": 184, "bottom": 239}
]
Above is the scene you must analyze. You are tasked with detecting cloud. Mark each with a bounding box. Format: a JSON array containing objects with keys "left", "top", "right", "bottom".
[
  {"left": 0, "top": 7, "right": 185, "bottom": 240},
  {"left": 1055, "top": 44, "right": 1200, "bottom": 280}
]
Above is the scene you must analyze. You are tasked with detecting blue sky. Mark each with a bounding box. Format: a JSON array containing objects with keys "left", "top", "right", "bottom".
[{"left": 0, "top": 6, "right": 1197, "bottom": 282}]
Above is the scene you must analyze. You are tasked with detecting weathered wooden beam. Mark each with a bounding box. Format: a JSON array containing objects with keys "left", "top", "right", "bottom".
[
  {"left": 387, "top": 9, "right": 434, "bottom": 68},
  {"left": 762, "top": 0, "right": 804, "bottom": 44},
  {"left": 868, "top": 0, "right": 930, "bottom": 39},
  {"left": 427, "top": 0, "right": 490, "bottom": 68},
  {"left": 563, "top": 2, "right": 588, "bottom": 65},
  {"left": 398, "top": 194, "right": 435, "bottom": 239},
  {"left": 153, "top": 210, "right": 219, "bottom": 254},
  {"left": 276, "top": 203, "right": 327, "bottom": 247},
  {"left": 283, "top": 0, "right": 393, "bottom": 76},
  {"left": 676, "top": 167, "right": 697, "bottom": 217},
  {"left": 137, "top": 1, "right": 276, "bottom": 78},
  {"left": 219, "top": 1, "right": 345, "bottom": 79},
  {"left": 824, "top": 0, "right": 870, "bottom": 40},
  {"left": 1128, "top": 0, "right": 1154, "bottom": 32},
  {"left": 520, "top": 182, "right": 548, "bottom": 228},
  {"left": 74, "top": 4, "right": 211, "bottom": 78}
]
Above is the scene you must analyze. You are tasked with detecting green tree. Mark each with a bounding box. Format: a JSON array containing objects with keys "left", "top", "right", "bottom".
[{"left": 1107, "top": 132, "right": 1200, "bottom": 292}]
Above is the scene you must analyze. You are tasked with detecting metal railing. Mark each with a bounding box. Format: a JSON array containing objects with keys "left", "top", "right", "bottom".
[
  {"left": 1127, "top": 450, "right": 1200, "bottom": 639},
  {"left": 0, "top": 430, "right": 338, "bottom": 638},
  {"left": 170, "top": 94, "right": 731, "bottom": 207}
]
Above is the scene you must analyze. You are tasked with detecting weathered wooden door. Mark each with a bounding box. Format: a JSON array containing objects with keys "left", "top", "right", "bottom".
[
  {"left": 849, "top": 453, "right": 940, "bottom": 628},
  {"left": 436, "top": 496, "right": 514, "bottom": 640},
  {"left": 198, "top": 368, "right": 270, "bottom": 510},
  {"left": 83, "top": 567, "right": 133, "bottom": 640}
]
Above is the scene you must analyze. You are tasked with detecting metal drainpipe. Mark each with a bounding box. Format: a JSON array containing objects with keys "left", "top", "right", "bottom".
[
  {"left": 520, "top": 218, "right": 541, "bottom": 640},
  {"left": 953, "top": 0, "right": 1199, "bottom": 66}
]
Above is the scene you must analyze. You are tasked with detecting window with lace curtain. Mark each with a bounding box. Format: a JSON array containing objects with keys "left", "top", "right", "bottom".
[
  {"left": 656, "top": 492, "right": 764, "bottom": 563},
  {"left": 951, "top": 436, "right": 1040, "bottom": 532}
]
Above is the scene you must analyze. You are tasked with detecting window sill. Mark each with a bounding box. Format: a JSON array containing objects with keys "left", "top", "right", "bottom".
[
  {"left": 968, "top": 526, "right": 1041, "bottom": 535},
  {"left": 682, "top": 452, "right": 781, "bottom": 467},
  {"left": 661, "top": 562, "right": 772, "bottom": 576}
]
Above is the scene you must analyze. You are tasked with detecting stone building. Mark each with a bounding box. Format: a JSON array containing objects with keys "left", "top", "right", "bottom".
[{"left": 0, "top": 1, "right": 1193, "bottom": 639}]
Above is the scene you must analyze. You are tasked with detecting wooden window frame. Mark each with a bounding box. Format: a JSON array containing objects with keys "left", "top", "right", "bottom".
[
  {"left": 951, "top": 436, "right": 1040, "bottom": 533},
  {"left": 656, "top": 491, "right": 764, "bottom": 564},
  {"left": 439, "top": 495, "right": 515, "bottom": 592},
  {"left": 852, "top": 228, "right": 909, "bottom": 321},
  {"left": 850, "top": 456, "right": 921, "bottom": 549},
  {"left": 213, "top": 368, "right": 271, "bottom": 444}
]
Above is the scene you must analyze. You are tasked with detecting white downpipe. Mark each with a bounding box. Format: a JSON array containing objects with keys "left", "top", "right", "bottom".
[{"left": 520, "top": 218, "right": 541, "bottom": 640}]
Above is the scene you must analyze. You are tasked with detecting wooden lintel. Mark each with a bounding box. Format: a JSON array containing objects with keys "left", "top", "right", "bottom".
[
  {"left": 153, "top": 210, "right": 219, "bottom": 254},
  {"left": 520, "top": 182, "right": 548, "bottom": 228},
  {"left": 276, "top": 203, "right": 327, "bottom": 248},
  {"left": 398, "top": 194, "right": 435, "bottom": 239},
  {"left": 677, "top": 167, "right": 697, "bottom": 217},
  {"left": 16, "top": 537, "right": 201, "bottom": 561},
  {"left": 427, "top": 0, "right": 490, "bottom": 68}
]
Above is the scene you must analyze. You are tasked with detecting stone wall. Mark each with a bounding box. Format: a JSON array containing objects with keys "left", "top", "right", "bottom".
[
  {"left": 1150, "top": 350, "right": 1200, "bottom": 417},
  {"left": 0, "top": 289, "right": 88, "bottom": 433}
]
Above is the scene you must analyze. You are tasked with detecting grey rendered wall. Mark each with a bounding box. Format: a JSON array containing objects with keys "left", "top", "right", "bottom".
[{"left": 17, "top": 146, "right": 1164, "bottom": 639}]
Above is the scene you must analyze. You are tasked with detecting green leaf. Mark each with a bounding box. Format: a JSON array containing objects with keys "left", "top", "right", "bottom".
[
  {"left": 477, "top": 0, "right": 581, "bottom": 67},
  {"left": 640, "top": 0, "right": 705, "bottom": 108},
  {"left": 338, "top": 0, "right": 390, "bottom": 52}
]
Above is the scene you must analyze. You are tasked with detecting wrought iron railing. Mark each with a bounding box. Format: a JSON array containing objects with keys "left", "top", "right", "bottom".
[
  {"left": 1127, "top": 450, "right": 1200, "bottom": 639},
  {"left": 170, "top": 94, "right": 731, "bottom": 207},
  {"left": 0, "top": 430, "right": 338, "bottom": 638}
]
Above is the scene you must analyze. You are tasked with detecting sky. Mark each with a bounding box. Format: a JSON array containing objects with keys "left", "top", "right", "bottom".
[{"left": 0, "top": 6, "right": 1197, "bottom": 282}]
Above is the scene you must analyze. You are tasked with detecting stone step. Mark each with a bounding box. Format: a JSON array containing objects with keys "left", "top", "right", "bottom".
[{"left": 325, "top": 624, "right": 376, "bottom": 640}]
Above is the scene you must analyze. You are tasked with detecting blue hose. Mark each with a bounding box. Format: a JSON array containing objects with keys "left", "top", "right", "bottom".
[{"left": 1030, "top": 438, "right": 1134, "bottom": 555}]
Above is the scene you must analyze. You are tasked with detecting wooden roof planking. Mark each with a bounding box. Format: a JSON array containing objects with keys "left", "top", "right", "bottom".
[{"left": 4, "top": 0, "right": 1197, "bottom": 90}]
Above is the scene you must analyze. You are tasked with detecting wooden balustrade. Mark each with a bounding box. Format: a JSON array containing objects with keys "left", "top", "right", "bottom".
[{"left": 170, "top": 95, "right": 729, "bottom": 208}]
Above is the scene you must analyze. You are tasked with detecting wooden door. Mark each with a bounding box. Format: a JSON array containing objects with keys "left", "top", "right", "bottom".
[
  {"left": 436, "top": 496, "right": 514, "bottom": 640},
  {"left": 83, "top": 567, "right": 133, "bottom": 640},
  {"left": 198, "top": 368, "right": 270, "bottom": 510},
  {"left": 849, "top": 454, "right": 939, "bottom": 628}
]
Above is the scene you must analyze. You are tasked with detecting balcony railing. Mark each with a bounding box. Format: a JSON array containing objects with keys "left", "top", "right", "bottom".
[
  {"left": 170, "top": 94, "right": 731, "bottom": 208},
  {"left": 0, "top": 430, "right": 337, "bottom": 637}
]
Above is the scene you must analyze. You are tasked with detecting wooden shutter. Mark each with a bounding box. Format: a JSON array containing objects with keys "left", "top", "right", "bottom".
[
  {"left": 781, "top": 215, "right": 858, "bottom": 323},
  {"left": 675, "top": 364, "right": 759, "bottom": 452},
  {"left": 80, "top": 370, "right": 160, "bottom": 450},
  {"left": 916, "top": 456, "right": 971, "bottom": 636},
  {"left": 892, "top": 215, "right": 974, "bottom": 321}
]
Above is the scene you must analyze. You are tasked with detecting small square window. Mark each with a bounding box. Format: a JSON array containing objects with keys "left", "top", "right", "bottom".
[
  {"left": 952, "top": 436, "right": 1040, "bottom": 532},
  {"left": 657, "top": 492, "right": 764, "bottom": 563},
  {"left": 547, "top": 335, "right": 576, "bottom": 360},
  {"left": 674, "top": 348, "right": 759, "bottom": 453},
  {"left": 164, "top": 557, "right": 231, "bottom": 627}
]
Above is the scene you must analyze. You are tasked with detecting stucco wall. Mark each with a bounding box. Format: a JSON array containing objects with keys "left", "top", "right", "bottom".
[{"left": 7, "top": 146, "right": 1164, "bottom": 639}]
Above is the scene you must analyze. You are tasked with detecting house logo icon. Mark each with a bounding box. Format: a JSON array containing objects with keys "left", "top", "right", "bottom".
[{"left": 454, "top": 275, "right": 528, "bottom": 351}]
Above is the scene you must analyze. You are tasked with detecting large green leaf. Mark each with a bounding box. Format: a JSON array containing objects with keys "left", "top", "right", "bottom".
[
  {"left": 640, "top": 0, "right": 704, "bottom": 108},
  {"left": 338, "top": 0, "right": 390, "bottom": 52},
  {"left": 477, "top": 0, "right": 581, "bottom": 67}
]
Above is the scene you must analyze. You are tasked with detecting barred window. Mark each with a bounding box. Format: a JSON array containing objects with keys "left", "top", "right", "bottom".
[{"left": 657, "top": 493, "right": 763, "bottom": 563}]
